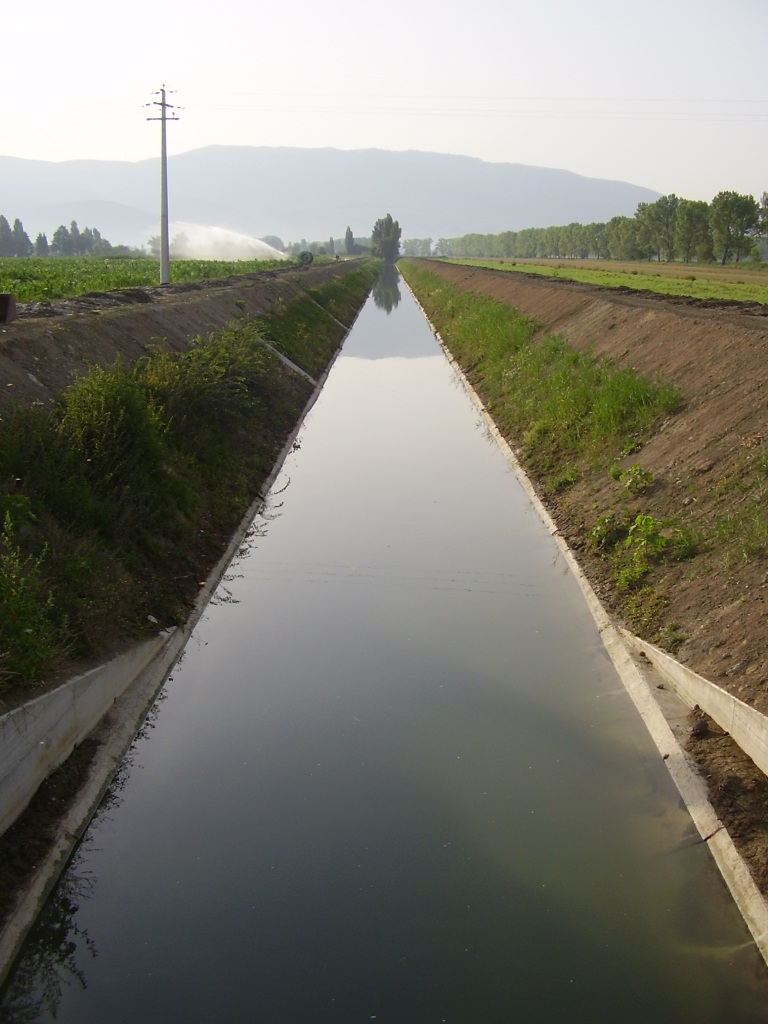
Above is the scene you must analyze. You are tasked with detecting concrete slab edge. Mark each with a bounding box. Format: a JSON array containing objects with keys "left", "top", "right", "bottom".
[
  {"left": 405, "top": 282, "right": 768, "bottom": 969},
  {"left": 0, "top": 632, "right": 174, "bottom": 838},
  {"left": 0, "top": 312, "right": 355, "bottom": 989},
  {"left": 621, "top": 630, "right": 768, "bottom": 781}
]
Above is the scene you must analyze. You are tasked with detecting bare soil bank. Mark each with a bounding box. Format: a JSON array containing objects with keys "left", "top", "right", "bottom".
[
  {"left": 0, "top": 261, "right": 359, "bottom": 418},
  {"left": 411, "top": 259, "right": 768, "bottom": 894}
]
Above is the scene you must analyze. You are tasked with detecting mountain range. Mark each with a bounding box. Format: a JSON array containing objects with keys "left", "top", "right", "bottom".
[{"left": 0, "top": 146, "right": 659, "bottom": 250}]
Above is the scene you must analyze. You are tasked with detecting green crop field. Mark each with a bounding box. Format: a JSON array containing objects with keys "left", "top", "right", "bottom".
[
  {"left": 442, "top": 257, "right": 768, "bottom": 305},
  {"left": 0, "top": 256, "right": 294, "bottom": 303}
]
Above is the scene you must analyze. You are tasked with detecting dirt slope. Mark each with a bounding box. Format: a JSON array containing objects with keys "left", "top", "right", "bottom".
[
  {"left": 417, "top": 261, "right": 768, "bottom": 697},
  {"left": 0, "top": 262, "right": 358, "bottom": 418}
]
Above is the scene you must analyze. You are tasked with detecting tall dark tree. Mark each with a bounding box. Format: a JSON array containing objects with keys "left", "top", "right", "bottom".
[
  {"left": 674, "top": 199, "right": 713, "bottom": 262},
  {"left": 649, "top": 195, "right": 679, "bottom": 261},
  {"left": 34, "top": 232, "right": 49, "bottom": 256},
  {"left": 370, "top": 214, "right": 401, "bottom": 263},
  {"left": 344, "top": 226, "right": 354, "bottom": 255},
  {"left": 0, "top": 215, "right": 13, "bottom": 256},
  {"left": 710, "top": 191, "right": 759, "bottom": 264},
  {"left": 81, "top": 226, "right": 95, "bottom": 254},
  {"left": 760, "top": 192, "right": 768, "bottom": 237},
  {"left": 587, "top": 222, "right": 607, "bottom": 259},
  {"left": 635, "top": 201, "right": 664, "bottom": 260},
  {"left": 604, "top": 215, "right": 639, "bottom": 260},
  {"left": 51, "top": 224, "right": 73, "bottom": 255},
  {"left": 69, "top": 220, "right": 83, "bottom": 255},
  {"left": 91, "top": 228, "right": 112, "bottom": 255},
  {"left": 12, "top": 218, "right": 33, "bottom": 257}
]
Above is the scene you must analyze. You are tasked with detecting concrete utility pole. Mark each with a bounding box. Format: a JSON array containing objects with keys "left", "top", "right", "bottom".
[{"left": 146, "top": 86, "right": 179, "bottom": 285}]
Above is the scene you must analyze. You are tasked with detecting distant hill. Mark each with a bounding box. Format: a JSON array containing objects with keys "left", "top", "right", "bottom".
[{"left": 0, "top": 147, "right": 659, "bottom": 250}]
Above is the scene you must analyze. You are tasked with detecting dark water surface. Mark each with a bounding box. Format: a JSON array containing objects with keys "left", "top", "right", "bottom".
[{"left": 3, "top": 275, "right": 768, "bottom": 1022}]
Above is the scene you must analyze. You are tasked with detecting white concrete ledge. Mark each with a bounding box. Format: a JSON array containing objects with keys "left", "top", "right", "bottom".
[
  {"left": 0, "top": 631, "right": 176, "bottom": 838},
  {"left": 622, "top": 631, "right": 768, "bottom": 780}
]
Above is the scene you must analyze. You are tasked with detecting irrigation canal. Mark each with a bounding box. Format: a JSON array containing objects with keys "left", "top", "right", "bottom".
[{"left": 2, "top": 270, "right": 768, "bottom": 1022}]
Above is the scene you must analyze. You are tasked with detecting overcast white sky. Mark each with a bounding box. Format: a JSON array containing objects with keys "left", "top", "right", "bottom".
[{"left": 5, "top": 0, "right": 766, "bottom": 202}]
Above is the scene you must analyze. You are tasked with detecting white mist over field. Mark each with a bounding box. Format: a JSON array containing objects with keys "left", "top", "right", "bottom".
[{"left": 169, "top": 223, "right": 288, "bottom": 261}]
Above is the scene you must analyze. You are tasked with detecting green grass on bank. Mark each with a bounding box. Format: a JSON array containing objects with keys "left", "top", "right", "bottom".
[
  {"left": 0, "top": 256, "right": 306, "bottom": 303},
  {"left": 252, "top": 276, "right": 364, "bottom": 379},
  {"left": 441, "top": 257, "right": 768, "bottom": 305},
  {"left": 400, "top": 261, "right": 680, "bottom": 479},
  {"left": 401, "top": 260, "right": 768, "bottom": 639},
  {"left": 399, "top": 261, "right": 696, "bottom": 624},
  {"left": 0, "top": 263, "right": 378, "bottom": 690}
]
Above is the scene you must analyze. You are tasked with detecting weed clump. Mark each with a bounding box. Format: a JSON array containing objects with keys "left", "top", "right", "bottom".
[
  {"left": 619, "top": 464, "right": 653, "bottom": 495},
  {"left": 0, "top": 512, "right": 56, "bottom": 683}
]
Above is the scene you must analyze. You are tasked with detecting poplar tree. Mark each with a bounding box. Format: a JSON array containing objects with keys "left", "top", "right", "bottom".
[
  {"left": 710, "top": 191, "right": 760, "bottom": 264},
  {"left": 370, "top": 214, "right": 401, "bottom": 263},
  {"left": 0, "top": 216, "right": 13, "bottom": 256},
  {"left": 12, "top": 219, "right": 33, "bottom": 257},
  {"left": 674, "top": 200, "right": 713, "bottom": 262}
]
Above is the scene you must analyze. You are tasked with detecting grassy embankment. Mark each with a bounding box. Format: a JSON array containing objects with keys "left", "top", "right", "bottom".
[
  {"left": 0, "top": 263, "right": 377, "bottom": 693},
  {"left": 442, "top": 257, "right": 768, "bottom": 305},
  {"left": 403, "top": 261, "right": 768, "bottom": 637},
  {"left": 399, "top": 260, "right": 705, "bottom": 629}
]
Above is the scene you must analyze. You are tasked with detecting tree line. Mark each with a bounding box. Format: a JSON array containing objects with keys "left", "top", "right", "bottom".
[
  {"left": 2, "top": 212, "right": 405, "bottom": 264},
  {"left": 283, "top": 218, "right": 401, "bottom": 261},
  {"left": 403, "top": 190, "right": 768, "bottom": 265},
  {"left": 0, "top": 216, "right": 131, "bottom": 257}
]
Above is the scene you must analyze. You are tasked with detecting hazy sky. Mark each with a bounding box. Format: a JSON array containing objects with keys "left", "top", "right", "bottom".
[{"left": 5, "top": 0, "right": 766, "bottom": 201}]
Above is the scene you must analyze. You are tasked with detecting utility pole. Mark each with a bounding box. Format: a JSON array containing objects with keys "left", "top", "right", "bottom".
[{"left": 146, "top": 86, "right": 179, "bottom": 285}]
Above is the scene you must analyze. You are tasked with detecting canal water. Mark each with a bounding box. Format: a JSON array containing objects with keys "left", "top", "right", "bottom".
[{"left": 2, "top": 272, "right": 767, "bottom": 1023}]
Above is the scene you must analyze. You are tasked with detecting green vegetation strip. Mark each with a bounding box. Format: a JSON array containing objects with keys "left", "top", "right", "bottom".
[
  {"left": 443, "top": 258, "right": 768, "bottom": 305},
  {"left": 401, "top": 262, "right": 679, "bottom": 475},
  {"left": 0, "top": 256, "right": 297, "bottom": 303},
  {"left": 399, "top": 261, "right": 694, "bottom": 624},
  {"left": 0, "top": 264, "right": 377, "bottom": 689}
]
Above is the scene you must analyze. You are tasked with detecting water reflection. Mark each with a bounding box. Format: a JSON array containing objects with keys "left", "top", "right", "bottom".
[
  {"left": 371, "top": 262, "right": 401, "bottom": 313},
  {"left": 209, "top": 483, "right": 288, "bottom": 607},
  {"left": 0, "top": 692, "right": 173, "bottom": 1020},
  {"left": 0, "top": 859, "right": 96, "bottom": 1023}
]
